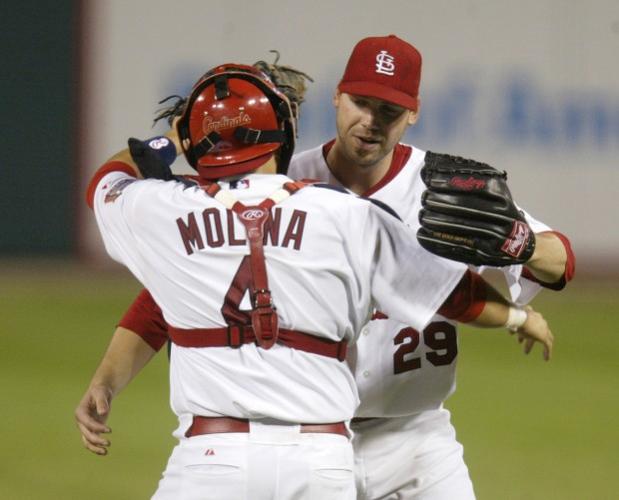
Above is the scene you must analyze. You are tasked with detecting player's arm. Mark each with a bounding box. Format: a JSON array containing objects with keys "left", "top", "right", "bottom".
[
  {"left": 361, "top": 198, "right": 553, "bottom": 360},
  {"left": 438, "top": 270, "right": 553, "bottom": 360},
  {"left": 416, "top": 152, "right": 576, "bottom": 290},
  {"left": 75, "top": 327, "right": 157, "bottom": 455},
  {"left": 75, "top": 289, "right": 168, "bottom": 455},
  {"left": 524, "top": 231, "right": 575, "bottom": 289}
]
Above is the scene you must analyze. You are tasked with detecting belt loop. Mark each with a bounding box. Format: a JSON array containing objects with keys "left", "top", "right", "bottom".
[
  {"left": 227, "top": 324, "right": 245, "bottom": 347},
  {"left": 337, "top": 339, "right": 348, "bottom": 362}
]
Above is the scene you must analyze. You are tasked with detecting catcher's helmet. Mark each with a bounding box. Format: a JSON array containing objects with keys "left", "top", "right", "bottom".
[{"left": 176, "top": 64, "right": 296, "bottom": 180}]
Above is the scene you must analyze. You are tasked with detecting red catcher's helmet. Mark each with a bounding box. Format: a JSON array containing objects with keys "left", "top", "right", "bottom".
[{"left": 176, "top": 64, "right": 296, "bottom": 180}]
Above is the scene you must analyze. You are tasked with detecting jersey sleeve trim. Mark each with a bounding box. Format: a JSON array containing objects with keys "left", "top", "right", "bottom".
[
  {"left": 86, "top": 161, "right": 136, "bottom": 209},
  {"left": 312, "top": 182, "right": 349, "bottom": 194},
  {"left": 311, "top": 183, "right": 403, "bottom": 220},
  {"left": 366, "top": 198, "right": 402, "bottom": 221}
]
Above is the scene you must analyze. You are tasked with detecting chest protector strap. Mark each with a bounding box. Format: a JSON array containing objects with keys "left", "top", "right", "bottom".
[{"left": 202, "top": 180, "right": 308, "bottom": 349}]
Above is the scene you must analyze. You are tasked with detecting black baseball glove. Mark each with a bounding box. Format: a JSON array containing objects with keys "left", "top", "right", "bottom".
[
  {"left": 417, "top": 151, "right": 536, "bottom": 267},
  {"left": 253, "top": 50, "right": 313, "bottom": 121}
]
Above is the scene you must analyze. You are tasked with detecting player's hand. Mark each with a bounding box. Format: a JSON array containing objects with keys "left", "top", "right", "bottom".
[
  {"left": 75, "top": 384, "right": 113, "bottom": 455},
  {"left": 511, "top": 306, "right": 554, "bottom": 361}
]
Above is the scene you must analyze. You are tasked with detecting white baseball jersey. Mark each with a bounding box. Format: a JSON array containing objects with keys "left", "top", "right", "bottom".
[
  {"left": 91, "top": 168, "right": 466, "bottom": 435},
  {"left": 289, "top": 143, "right": 551, "bottom": 417}
]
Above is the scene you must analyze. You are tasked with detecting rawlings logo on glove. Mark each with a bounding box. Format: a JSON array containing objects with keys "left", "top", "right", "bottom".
[
  {"left": 417, "top": 151, "right": 536, "bottom": 267},
  {"left": 449, "top": 176, "right": 487, "bottom": 191},
  {"left": 501, "top": 220, "right": 532, "bottom": 258}
]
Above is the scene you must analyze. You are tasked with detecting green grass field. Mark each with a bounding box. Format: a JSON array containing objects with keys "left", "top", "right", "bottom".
[{"left": 1, "top": 260, "right": 617, "bottom": 499}]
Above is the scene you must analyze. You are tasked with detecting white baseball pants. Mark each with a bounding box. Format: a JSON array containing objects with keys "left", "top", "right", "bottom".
[
  {"left": 353, "top": 409, "right": 476, "bottom": 500},
  {"left": 151, "top": 420, "right": 355, "bottom": 500}
]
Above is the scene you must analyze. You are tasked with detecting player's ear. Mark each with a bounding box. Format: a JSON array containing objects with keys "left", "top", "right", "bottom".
[
  {"left": 408, "top": 101, "right": 420, "bottom": 125},
  {"left": 333, "top": 89, "right": 341, "bottom": 107}
]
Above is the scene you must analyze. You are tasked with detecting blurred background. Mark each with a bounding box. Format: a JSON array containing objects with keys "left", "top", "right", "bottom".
[{"left": 1, "top": 0, "right": 617, "bottom": 498}]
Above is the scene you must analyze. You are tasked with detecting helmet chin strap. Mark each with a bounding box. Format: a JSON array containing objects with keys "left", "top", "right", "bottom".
[
  {"left": 233, "top": 127, "right": 286, "bottom": 145},
  {"left": 193, "top": 132, "right": 221, "bottom": 158},
  {"left": 191, "top": 127, "right": 284, "bottom": 167},
  {"left": 191, "top": 126, "right": 285, "bottom": 176}
]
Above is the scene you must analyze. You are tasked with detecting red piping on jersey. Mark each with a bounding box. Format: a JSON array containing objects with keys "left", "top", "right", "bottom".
[
  {"left": 522, "top": 231, "right": 575, "bottom": 290},
  {"left": 437, "top": 270, "right": 487, "bottom": 323},
  {"left": 321, "top": 139, "right": 336, "bottom": 162},
  {"left": 321, "top": 140, "right": 413, "bottom": 197},
  {"left": 86, "top": 160, "right": 136, "bottom": 209},
  {"left": 362, "top": 144, "right": 413, "bottom": 197},
  {"left": 119, "top": 289, "right": 168, "bottom": 351}
]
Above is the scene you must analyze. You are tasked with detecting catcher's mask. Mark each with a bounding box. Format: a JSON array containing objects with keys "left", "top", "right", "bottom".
[{"left": 176, "top": 64, "right": 296, "bottom": 180}]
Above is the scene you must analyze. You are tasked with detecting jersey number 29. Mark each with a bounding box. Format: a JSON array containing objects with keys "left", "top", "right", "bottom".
[{"left": 393, "top": 322, "right": 457, "bottom": 374}]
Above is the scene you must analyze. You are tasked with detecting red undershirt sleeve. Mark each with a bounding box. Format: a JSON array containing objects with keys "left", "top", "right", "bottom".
[
  {"left": 118, "top": 289, "right": 169, "bottom": 351},
  {"left": 437, "top": 270, "right": 488, "bottom": 323},
  {"left": 522, "top": 231, "right": 575, "bottom": 290}
]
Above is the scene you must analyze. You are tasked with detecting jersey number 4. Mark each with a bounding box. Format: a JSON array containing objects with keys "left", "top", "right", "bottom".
[
  {"left": 393, "top": 322, "right": 457, "bottom": 374},
  {"left": 221, "top": 256, "right": 253, "bottom": 325}
]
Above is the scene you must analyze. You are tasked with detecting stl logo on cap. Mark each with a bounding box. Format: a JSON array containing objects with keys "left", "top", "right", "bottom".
[
  {"left": 338, "top": 35, "right": 422, "bottom": 110},
  {"left": 375, "top": 50, "right": 395, "bottom": 76}
]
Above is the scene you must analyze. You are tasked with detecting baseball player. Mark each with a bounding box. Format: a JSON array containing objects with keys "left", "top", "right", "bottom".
[
  {"left": 76, "top": 62, "right": 553, "bottom": 500},
  {"left": 286, "top": 35, "right": 576, "bottom": 500}
]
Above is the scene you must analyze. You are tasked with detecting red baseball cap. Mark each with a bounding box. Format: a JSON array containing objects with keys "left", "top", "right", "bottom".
[{"left": 338, "top": 35, "right": 422, "bottom": 110}]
